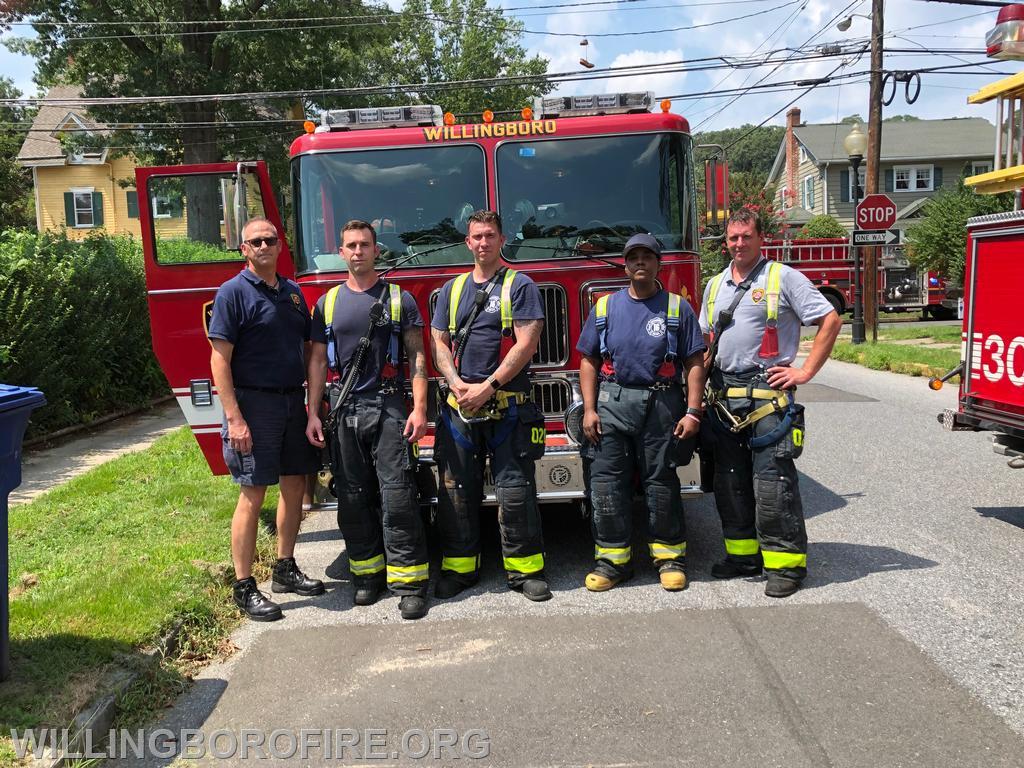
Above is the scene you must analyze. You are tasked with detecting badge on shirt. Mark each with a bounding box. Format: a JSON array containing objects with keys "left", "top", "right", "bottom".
[
  {"left": 291, "top": 293, "right": 301, "bottom": 307},
  {"left": 645, "top": 316, "right": 667, "bottom": 338},
  {"left": 751, "top": 288, "right": 765, "bottom": 303}
]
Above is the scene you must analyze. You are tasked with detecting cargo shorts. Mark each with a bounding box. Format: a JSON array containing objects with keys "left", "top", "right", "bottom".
[{"left": 221, "top": 388, "right": 318, "bottom": 487}]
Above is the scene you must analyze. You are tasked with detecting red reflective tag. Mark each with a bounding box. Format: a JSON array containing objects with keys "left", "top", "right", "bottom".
[{"left": 758, "top": 326, "right": 779, "bottom": 358}]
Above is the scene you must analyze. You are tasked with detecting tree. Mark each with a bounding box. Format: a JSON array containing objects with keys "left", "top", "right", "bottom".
[
  {"left": 384, "top": 0, "right": 550, "bottom": 118},
  {"left": 795, "top": 214, "right": 847, "bottom": 239},
  {"left": 693, "top": 125, "right": 784, "bottom": 182},
  {"left": 0, "top": 77, "right": 35, "bottom": 230},
  {"left": 905, "top": 178, "right": 1014, "bottom": 283}
]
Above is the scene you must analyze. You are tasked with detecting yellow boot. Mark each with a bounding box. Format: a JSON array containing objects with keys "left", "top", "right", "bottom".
[
  {"left": 659, "top": 568, "right": 688, "bottom": 592},
  {"left": 585, "top": 571, "right": 620, "bottom": 592}
]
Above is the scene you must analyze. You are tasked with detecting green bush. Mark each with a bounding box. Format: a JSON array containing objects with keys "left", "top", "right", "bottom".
[
  {"left": 156, "top": 237, "right": 238, "bottom": 264},
  {"left": 795, "top": 214, "right": 847, "bottom": 240},
  {"left": 0, "top": 230, "right": 168, "bottom": 438}
]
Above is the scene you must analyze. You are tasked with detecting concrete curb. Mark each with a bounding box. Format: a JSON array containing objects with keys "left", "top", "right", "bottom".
[
  {"left": 33, "top": 620, "right": 185, "bottom": 768},
  {"left": 23, "top": 395, "right": 175, "bottom": 450}
]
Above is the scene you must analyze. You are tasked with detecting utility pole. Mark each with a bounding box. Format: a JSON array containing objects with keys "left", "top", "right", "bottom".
[{"left": 863, "top": 0, "right": 884, "bottom": 343}]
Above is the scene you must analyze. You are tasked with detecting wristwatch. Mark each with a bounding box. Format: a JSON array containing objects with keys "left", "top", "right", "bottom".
[
  {"left": 686, "top": 406, "right": 704, "bottom": 417},
  {"left": 486, "top": 375, "right": 501, "bottom": 391}
]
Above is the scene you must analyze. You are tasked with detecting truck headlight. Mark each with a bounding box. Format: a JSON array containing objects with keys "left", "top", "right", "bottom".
[{"left": 564, "top": 400, "right": 585, "bottom": 445}]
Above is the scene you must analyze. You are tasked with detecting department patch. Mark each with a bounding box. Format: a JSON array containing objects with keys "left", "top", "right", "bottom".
[
  {"left": 751, "top": 288, "right": 765, "bottom": 303},
  {"left": 646, "top": 316, "right": 667, "bottom": 338},
  {"left": 290, "top": 293, "right": 301, "bottom": 306},
  {"left": 485, "top": 296, "right": 501, "bottom": 314}
]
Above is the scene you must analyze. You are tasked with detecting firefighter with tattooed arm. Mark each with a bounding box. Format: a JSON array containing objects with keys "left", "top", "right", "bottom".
[{"left": 700, "top": 208, "right": 841, "bottom": 598}]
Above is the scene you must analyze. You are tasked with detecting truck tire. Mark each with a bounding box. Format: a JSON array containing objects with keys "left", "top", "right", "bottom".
[{"left": 821, "top": 290, "right": 844, "bottom": 315}]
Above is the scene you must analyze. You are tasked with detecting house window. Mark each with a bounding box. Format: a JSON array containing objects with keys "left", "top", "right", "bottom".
[
  {"left": 894, "top": 165, "right": 933, "bottom": 192},
  {"left": 152, "top": 195, "right": 174, "bottom": 219},
  {"left": 779, "top": 186, "right": 788, "bottom": 208},
  {"left": 801, "top": 176, "right": 815, "bottom": 210},
  {"left": 849, "top": 168, "right": 866, "bottom": 200},
  {"left": 972, "top": 160, "right": 992, "bottom": 176},
  {"left": 798, "top": 145, "right": 807, "bottom": 163},
  {"left": 72, "top": 189, "right": 94, "bottom": 227}
]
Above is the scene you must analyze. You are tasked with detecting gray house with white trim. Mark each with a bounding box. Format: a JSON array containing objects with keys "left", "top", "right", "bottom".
[{"left": 765, "top": 108, "right": 995, "bottom": 232}]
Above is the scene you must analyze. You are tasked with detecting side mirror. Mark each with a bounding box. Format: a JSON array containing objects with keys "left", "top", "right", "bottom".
[{"left": 704, "top": 155, "right": 729, "bottom": 230}]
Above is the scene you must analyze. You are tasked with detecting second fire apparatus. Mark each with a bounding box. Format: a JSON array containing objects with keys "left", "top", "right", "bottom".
[{"left": 137, "top": 93, "right": 705, "bottom": 505}]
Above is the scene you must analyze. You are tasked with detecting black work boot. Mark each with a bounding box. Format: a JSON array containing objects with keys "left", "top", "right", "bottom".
[
  {"left": 272, "top": 557, "right": 326, "bottom": 596},
  {"left": 710, "top": 558, "right": 763, "bottom": 579},
  {"left": 764, "top": 572, "right": 801, "bottom": 598},
  {"left": 233, "top": 577, "right": 283, "bottom": 622},
  {"left": 435, "top": 574, "right": 477, "bottom": 600},
  {"left": 399, "top": 595, "right": 428, "bottom": 620},
  {"left": 353, "top": 579, "right": 385, "bottom": 606},
  {"left": 511, "top": 578, "right": 552, "bottom": 602}
]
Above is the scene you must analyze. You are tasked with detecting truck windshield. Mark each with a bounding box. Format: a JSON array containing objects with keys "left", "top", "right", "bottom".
[
  {"left": 496, "top": 133, "right": 695, "bottom": 260},
  {"left": 292, "top": 145, "right": 486, "bottom": 273}
]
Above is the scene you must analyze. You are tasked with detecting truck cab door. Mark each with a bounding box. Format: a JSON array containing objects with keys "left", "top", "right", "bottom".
[{"left": 136, "top": 161, "right": 290, "bottom": 474}]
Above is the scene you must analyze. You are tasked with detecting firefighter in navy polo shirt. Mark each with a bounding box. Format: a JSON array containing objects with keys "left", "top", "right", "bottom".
[
  {"left": 429, "top": 210, "right": 549, "bottom": 602},
  {"left": 700, "top": 207, "right": 841, "bottom": 598},
  {"left": 208, "top": 217, "right": 325, "bottom": 622},
  {"left": 577, "top": 233, "right": 706, "bottom": 592},
  {"left": 305, "top": 220, "right": 431, "bottom": 621}
]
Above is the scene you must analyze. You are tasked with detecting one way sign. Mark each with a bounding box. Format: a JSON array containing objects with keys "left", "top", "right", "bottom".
[{"left": 853, "top": 229, "right": 902, "bottom": 246}]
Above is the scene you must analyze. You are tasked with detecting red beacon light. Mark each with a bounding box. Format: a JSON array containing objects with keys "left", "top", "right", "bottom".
[{"left": 986, "top": 3, "right": 1024, "bottom": 60}]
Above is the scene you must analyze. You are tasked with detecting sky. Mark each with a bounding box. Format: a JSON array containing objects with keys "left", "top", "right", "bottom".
[{"left": 0, "top": 0, "right": 1018, "bottom": 134}]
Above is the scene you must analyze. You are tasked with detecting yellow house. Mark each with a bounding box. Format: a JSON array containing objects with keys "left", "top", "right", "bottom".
[{"left": 16, "top": 86, "right": 188, "bottom": 239}]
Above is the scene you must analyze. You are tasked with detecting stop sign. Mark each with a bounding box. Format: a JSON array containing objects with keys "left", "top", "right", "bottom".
[{"left": 856, "top": 193, "right": 897, "bottom": 230}]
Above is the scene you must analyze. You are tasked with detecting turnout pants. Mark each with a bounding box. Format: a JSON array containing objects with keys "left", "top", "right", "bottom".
[
  {"left": 583, "top": 382, "right": 692, "bottom": 579},
  {"left": 435, "top": 399, "right": 546, "bottom": 588},
  {"left": 329, "top": 390, "right": 428, "bottom": 597},
  {"left": 706, "top": 369, "right": 808, "bottom": 581}
]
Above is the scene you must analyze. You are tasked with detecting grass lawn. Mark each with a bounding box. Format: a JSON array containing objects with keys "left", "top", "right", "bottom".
[
  {"left": 2, "top": 427, "right": 278, "bottom": 761},
  {"left": 818, "top": 324, "right": 962, "bottom": 379}
]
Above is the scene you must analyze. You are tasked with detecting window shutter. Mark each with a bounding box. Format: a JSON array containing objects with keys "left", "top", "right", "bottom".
[
  {"left": 92, "top": 192, "right": 104, "bottom": 227},
  {"left": 839, "top": 170, "right": 850, "bottom": 203},
  {"left": 809, "top": 181, "right": 815, "bottom": 210},
  {"left": 933, "top": 167, "right": 943, "bottom": 189},
  {"left": 885, "top": 169, "right": 894, "bottom": 193},
  {"left": 64, "top": 192, "right": 75, "bottom": 226},
  {"left": 126, "top": 190, "right": 139, "bottom": 219}
]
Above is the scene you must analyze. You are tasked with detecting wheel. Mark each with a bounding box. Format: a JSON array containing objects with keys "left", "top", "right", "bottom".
[{"left": 822, "top": 291, "right": 843, "bottom": 315}]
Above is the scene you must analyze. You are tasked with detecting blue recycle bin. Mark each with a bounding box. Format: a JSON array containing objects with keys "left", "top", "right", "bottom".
[{"left": 0, "top": 384, "right": 46, "bottom": 682}]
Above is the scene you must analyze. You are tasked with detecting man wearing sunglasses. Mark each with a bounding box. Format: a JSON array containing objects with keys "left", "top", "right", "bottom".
[{"left": 208, "top": 217, "right": 325, "bottom": 622}]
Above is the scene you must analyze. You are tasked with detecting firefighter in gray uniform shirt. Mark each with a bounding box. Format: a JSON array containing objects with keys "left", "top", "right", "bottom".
[{"left": 699, "top": 208, "right": 841, "bottom": 598}]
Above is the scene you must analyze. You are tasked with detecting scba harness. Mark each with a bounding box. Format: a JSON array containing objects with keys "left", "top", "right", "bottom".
[
  {"left": 703, "top": 260, "right": 801, "bottom": 448},
  {"left": 594, "top": 291, "right": 682, "bottom": 388},
  {"left": 323, "top": 282, "right": 403, "bottom": 390}
]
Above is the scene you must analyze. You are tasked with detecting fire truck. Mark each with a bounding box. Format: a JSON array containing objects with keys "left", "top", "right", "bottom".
[
  {"left": 136, "top": 92, "right": 705, "bottom": 505},
  {"left": 760, "top": 238, "right": 955, "bottom": 318},
  {"left": 933, "top": 5, "right": 1024, "bottom": 467}
]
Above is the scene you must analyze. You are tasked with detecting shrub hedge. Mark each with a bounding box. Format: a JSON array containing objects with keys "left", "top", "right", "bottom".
[{"left": 0, "top": 230, "right": 168, "bottom": 438}]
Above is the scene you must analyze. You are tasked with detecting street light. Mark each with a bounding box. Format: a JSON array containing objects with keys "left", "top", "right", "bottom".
[
  {"left": 836, "top": 13, "right": 871, "bottom": 32},
  {"left": 844, "top": 123, "right": 868, "bottom": 345}
]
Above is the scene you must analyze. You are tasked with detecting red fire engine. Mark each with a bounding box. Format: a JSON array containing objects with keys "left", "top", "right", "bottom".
[
  {"left": 136, "top": 92, "right": 705, "bottom": 503},
  {"left": 759, "top": 238, "right": 955, "bottom": 318},
  {"left": 933, "top": 6, "right": 1024, "bottom": 467}
]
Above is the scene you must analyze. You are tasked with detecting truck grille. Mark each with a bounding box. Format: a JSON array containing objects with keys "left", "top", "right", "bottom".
[
  {"left": 532, "top": 379, "right": 571, "bottom": 418},
  {"left": 533, "top": 284, "right": 568, "bottom": 367}
]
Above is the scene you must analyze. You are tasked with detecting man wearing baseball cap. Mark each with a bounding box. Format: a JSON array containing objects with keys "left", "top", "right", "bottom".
[{"left": 575, "top": 233, "right": 707, "bottom": 591}]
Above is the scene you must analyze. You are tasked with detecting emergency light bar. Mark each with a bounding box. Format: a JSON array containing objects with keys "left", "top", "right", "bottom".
[
  {"left": 534, "top": 92, "right": 654, "bottom": 119},
  {"left": 316, "top": 105, "right": 444, "bottom": 132},
  {"left": 986, "top": 4, "right": 1024, "bottom": 60}
]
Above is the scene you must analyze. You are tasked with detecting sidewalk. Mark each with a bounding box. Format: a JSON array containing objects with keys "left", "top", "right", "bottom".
[{"left": 10, "top": 401, "right": 185, "bottom": 506}]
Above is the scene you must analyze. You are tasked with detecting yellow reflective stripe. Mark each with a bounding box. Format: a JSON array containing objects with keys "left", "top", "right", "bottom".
[
  {"left": 500, "top": 268, "right": 517, "bottom": 332},
  {"left": 595, "top": 545, "right": 631, "bottom": 565},
  {"left": 766, "top": 261, "right": 782, "bottom": 323},
  {"left": 724, "top": 388, "right": 790, "bottom": 401},
  {"left": 389, "top": 283, "right": 402, "bottom": 325},
  {"left": 667, "top": 292, "right": 681, "bottom": 320},
  {"left": 724, "top": 538, "right": 760, "bottom": 556},
  {"left": 648, "top": 541, "right": 686, "bottom": 560},
  {"left": 324, "top": 285, "right": 341, "bottom": 325},
  {"left": 442, "top": 555, "right": 480, "bottom": 574},
  {"left": 504, "top": 553, "right": 545, "bottom": 574},
  {"left": 386, "top": 563, "right": 429, "bottom": 583},
  {"left": 762, "top": 550, "right": 807, "bottom": 570},
  {"left": 595, "top": 294, "right": 610, "bottom": 318},
  {"left": 349, "top": 554, "right": 385, "bottom": 575},
  {"left": 448, "top": 272, "right": 471, "bottom": 334},
  {"left": 705, "top": 272, "right": 725, "bottom": 326}
]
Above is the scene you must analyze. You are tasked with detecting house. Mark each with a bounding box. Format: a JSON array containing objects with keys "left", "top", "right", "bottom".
[
  {"left": 764, "top": 108, "right": 995, "bottom": 232},
  {"left": 16, "top": 85, "right": 147, "bottom": 238}
]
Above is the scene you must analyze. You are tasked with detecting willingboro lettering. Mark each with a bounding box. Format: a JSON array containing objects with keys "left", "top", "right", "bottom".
[{"left": 423, "top": 120, "right": 557, "bottom": 141}]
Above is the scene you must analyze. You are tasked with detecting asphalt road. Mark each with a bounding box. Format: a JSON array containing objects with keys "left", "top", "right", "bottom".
[{"left": 117, "top": 359, "right": 1024, "bottom": 767}]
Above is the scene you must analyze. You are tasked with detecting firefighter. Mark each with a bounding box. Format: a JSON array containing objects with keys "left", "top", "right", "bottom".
[
  {"left": 577, "top": 234, "right": 706, "bottom": 591},
  {"left": 305, "top": 220, "right": 431, "bottom": 620},
  {"left": 208, "top": 217, "right": 325, "bottom": 622},
  {"left": 429, "top": 210, "right": 549, "bottom": 602},
  {"left": 700, "top": 207, "right": 842, "bottom": 598}
]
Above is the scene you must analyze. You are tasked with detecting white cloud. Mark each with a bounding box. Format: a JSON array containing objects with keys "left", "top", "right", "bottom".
[{"left": 604, "top": 49, "right": 687, "bottom": 98}]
